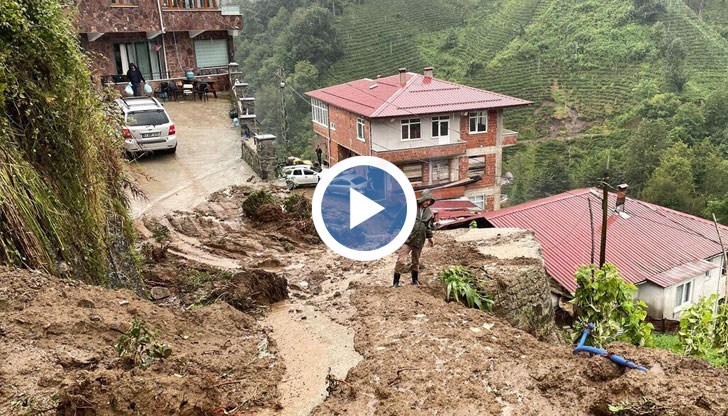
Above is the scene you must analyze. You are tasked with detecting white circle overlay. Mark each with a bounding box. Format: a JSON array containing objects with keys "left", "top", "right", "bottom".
[{"left": 312, "top": 156, "right": 416, "bottom": 261}]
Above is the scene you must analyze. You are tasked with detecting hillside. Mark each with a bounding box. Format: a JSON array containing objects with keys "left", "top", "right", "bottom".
[{"left": 325, "top": 0, "right": 728, "bottom": 136}]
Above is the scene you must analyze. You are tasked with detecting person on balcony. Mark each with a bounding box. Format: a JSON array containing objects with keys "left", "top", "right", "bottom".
[{"left": 126, "top": 64, "right": 145, "bottom": 97}]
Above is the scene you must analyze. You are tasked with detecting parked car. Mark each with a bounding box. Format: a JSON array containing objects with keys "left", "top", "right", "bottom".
[
  {"left": 326, "top": 175, "right": 368, "bottom": 195},
  {"left": 115, "top": 96, "right": 177, "bottom": 156},
  {"left": 284, "top": 167, "right": 320, "bottom": 189}
]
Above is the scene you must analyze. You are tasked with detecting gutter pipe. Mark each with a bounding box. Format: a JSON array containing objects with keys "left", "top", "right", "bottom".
[
  {"left": 156, "top": 0, "right": 169, "bottom": 79},
  {"left": 573, "top": 323, "right": 648, "bottom": 372}
]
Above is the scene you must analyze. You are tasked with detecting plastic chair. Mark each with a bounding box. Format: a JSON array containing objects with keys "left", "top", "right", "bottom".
[
  {"left": 182, "top": 83, "right": 194, "bottom": 100},
  {"left": 195, "top": 82, "right": 210, "bottom": 102}
]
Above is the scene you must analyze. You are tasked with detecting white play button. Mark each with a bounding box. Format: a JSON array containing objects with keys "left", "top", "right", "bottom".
[{"left": 349, "top": 188, "right": 385, "bottom": 229}]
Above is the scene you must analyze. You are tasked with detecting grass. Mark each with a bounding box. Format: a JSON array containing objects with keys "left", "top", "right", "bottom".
[
  {"left": 652, "top": 333, "right": 727, "bottom": 368},
  {"left": 0, "top": 0, "right": 139, "bottom": 288}
]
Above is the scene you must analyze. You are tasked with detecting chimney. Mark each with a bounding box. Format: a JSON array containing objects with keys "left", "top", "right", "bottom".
[
  {"left": 424, "top": 66, "right": 434, "bottom": 78},
  {"left": 615, "top": 184, "right": 628, "bottom": 212},
  {"left": 398, "top": 67, "right": 407, "bottom": 87}
]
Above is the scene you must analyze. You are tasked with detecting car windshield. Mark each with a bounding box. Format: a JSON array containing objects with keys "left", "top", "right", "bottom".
[
  {"left": 127, "top": 110, "right": 168, "bottom": 126},
  {"left": 350, "top": 177, "right": 367, "bottom": 185}
]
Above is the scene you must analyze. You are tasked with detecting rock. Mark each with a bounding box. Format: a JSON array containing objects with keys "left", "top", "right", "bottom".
[
  {"left": 57, "top": 350, "right": 99, "bottom": 369},
  {"left": 77, "top": 299, "right": 95, "bottom": 308},
  {"left": 150, "top": 286, "right": 171, "bottom": 300},
  {"left": 118, "top": 300, "right": 129, "bottom": 306},
  {"left": 90, "top": 315, "right": 102, "bottom": 322},
  {"left": 299, "top": 281, "right": 309, "bottom": 290}
]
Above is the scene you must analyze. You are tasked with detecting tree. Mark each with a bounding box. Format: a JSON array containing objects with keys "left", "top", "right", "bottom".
[
  {"left": 641, "top": 142, "right": 697, "bottom": 214},
  {"left": 665, "top": 37, "right": 688, "bottom": 92},
  {"left": 633, "top": 0, "right": 666, "bottom": 23},
  {"left": 621, "top": 119, "right": 673, "bottom": 196},
  {"left": 572, "top": 263, "right": 653, "bottom": 347}
]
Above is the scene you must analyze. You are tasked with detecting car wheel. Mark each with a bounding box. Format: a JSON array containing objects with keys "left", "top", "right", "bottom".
[
  {"left": 287, "top": 180, "right": 296, "bottom": 190},
  {"left": 166, "top": 145, "right": 177, "bottom": 154}
]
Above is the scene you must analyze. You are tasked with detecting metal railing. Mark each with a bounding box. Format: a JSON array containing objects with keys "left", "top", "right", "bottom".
[
  {"left": 162, "top": 0, "right": 219, "bottom": 10},
  {"left": 100, "top": 67, "right": 229, "bottom": 85}
]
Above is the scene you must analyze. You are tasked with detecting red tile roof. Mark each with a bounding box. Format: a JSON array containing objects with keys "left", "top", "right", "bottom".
[
  {"left": 484, "top": 188, "right": 728, "bottom": 293},
  {"left": 306, "top": 72, "right": 532, "bottom": 118}
]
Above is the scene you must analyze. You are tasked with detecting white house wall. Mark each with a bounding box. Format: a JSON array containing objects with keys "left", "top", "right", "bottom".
[
  {"left": 370, "top": 113, "right": 462, "bottom": 152},
  {"left": 638, "top": 283, "right": 666, "bottom": 319}
]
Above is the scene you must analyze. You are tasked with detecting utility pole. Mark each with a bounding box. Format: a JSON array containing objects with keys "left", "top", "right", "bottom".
[
  {"left": 277, "top": 68, "right": 289, "bottom": 151},
  {"left": 599, "top": 177, "right": 609, "bottom": 267}
]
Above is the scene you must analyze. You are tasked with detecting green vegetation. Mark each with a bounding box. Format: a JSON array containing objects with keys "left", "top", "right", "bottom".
[
  {"left": 0, "top": 0, "right": 138, "bottom": 287},
  {"left": 231, "top": 0, "right": 728, "bottom": 221},
  {"left": 438, "top": 266, "right": 493, "bottom": 311},
  {"left": 571, "top": 263, "right": 653, "bottom": 347},
  {"left": 114, "top": 318, "right": 172, "bottom": 367},
  {"left": 241, "top": 190, "right": 275, "bottom": 217},
  {"left": 283, "top": 194, "right": 312, "bottom": 219}
]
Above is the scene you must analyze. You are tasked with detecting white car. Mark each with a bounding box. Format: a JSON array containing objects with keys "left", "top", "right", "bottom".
[
  {"left": 326, "top": 175, "right": 368, "bottom": 195},
  {"left": 115, "top": 96, "right": 177, "bottom": 155},
  {"left": 285, "top": 167, "right": 320, "bottom": 189}
]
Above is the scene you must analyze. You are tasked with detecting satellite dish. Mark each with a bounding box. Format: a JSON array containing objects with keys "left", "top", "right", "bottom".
[{"left": 501, "top": 171, "right": 514, "bottom": 185}]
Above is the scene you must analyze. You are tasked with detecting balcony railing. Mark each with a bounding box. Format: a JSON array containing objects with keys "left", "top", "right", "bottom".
[{"left": 163, "top": 0, "right": 218, "bottom": 10}]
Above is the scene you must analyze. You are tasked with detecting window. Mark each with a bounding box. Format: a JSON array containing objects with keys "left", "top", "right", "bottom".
[
  {"left": 469, "top": 195, "right": 485, "bottom": 209},
  {"left": 126, "top": 110, "right": 169, "bottom": 126},
  {"left": 469, "top": 111, "right": 488, "bottom": 133},
  {"left": 401, "top": 164, "right": 422, "bottom": 182},
  {"left": 357, "top": 117, "right": 365, "bottom": 141},
  {"left": 468, "top": 156, "right": 485, "bottom": 177},
  {"left": 113, "top": 41, "right": 164, "bottom": 80},
  {"left": 431, "top": 115, "right": 449, "bottom": 138},
  {"left": 431, "top": 160, "right": 450, "bottom": 184},
  {"left": 194, "top": 39, "right": 229, "bottom": 68},
  {"left": 675, "top": 281, "right": 693, "bottom": 308},
  {"left": 401, "top": 119, "right": 421, "bottom": 140},
  {"left": 163, "top": 0, "right": 218, "bottom": 8},
  {"left": 111, "top": 0, "right": 136, "bottom": 5},
  {"left": 311, "top": 98, "right": 329, "bottom": 127},
  {"left": 329, "top": 121, "right": 336, "bottom": 131}
]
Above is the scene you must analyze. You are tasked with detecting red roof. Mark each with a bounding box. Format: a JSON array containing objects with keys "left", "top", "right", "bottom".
[
  {"left": 484, "top": 189, "right": 728, "bottom": 293},
  {"left": 306, "top": 72, "right": 532, "bottom": 118}
]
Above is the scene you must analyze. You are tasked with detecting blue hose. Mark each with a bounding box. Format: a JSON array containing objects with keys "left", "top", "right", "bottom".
[{"left": 573, "top": 323, "right": 648, "bottom": 372}]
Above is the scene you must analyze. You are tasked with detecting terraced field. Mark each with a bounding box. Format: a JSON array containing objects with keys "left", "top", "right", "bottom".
[{"left": 326, "top": 0, "right": 728, "bottom": 139}]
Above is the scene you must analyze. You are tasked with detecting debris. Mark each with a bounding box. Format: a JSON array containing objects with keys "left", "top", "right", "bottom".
[
  {"left": 77, "top": 299, "right": 95, "bottom": 308},
  {"left": 150, "top": 286, "right": 171, "bottom": 300}
]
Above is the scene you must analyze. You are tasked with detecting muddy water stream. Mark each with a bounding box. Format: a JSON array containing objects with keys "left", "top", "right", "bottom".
[{"left": 263, "top": 300, "right": 362, "bottom": 415}]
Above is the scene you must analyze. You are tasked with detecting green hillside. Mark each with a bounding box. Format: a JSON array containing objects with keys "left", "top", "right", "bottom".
[
  {"left": 324, "top": 0, "right": 728, "bottom": 136},
  {"left": 234, "top": 0, "right": 728, "bottom": 219}
]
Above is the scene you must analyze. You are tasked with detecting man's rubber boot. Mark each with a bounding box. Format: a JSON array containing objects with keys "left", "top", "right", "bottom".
[
  {"left": 393, "top": 272, "right": 401, "bottom": 288},
  {"left": 411, "top": 271, "right": 419, "bottom": 286}
]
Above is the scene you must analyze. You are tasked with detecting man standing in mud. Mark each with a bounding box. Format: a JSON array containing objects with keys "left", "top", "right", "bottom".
[{"left": 392, "top": 191, "right": 435, "bottom": 288}]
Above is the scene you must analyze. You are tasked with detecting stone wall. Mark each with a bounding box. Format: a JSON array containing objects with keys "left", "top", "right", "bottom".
[
  {"left": 239, "top": 139, "right": 277, "bottom": 181},
  {"left": 452, "top": 228, "right": 558, "bottom": 342}
]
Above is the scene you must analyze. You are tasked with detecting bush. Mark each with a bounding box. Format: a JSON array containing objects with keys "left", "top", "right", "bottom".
[
  {"left": 114, "top": 318, "right": 171, "bottom": 367},
  {"left": 571, "top": 263, "right": 653, "bottom": 347},
  {"left": 437, "top": 266, "right": 493, "bottom": 311},
  {"left": 241, "top": 190, "right": 275, "bottom": 217},
  {"left": 283, "top": 194, "right": 312, "bottom": 219}
]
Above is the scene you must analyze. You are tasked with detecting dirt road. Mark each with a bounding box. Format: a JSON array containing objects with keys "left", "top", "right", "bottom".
[{"left": 128, "top": 95, "right": 256, "bottom": 219}]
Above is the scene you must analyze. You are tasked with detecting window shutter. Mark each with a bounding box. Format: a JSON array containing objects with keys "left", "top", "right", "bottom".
[{"left": 194, "top": 39, "right": 229, "bottom": 68}]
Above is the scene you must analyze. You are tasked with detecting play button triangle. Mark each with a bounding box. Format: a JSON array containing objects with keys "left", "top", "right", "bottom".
[{"left": 350, "top": 188, "right": 385, "bottom": 229}]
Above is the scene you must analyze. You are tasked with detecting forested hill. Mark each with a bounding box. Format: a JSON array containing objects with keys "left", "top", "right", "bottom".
[{"left": 234, "top": 0, "right": 728, "bottom": 221}]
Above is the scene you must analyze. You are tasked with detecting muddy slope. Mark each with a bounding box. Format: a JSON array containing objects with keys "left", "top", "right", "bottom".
[
  {"left": 0, "top": 268, "right": 283, "bottom": 415},
  {"left": 314, "top": 283, "right": 728, "bottom": 416}
]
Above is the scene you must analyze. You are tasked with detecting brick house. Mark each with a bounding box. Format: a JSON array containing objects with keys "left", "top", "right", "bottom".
[
  {"left": 73, "top": 0, "right": 241, "bottom": 88},
  {"left": 305, "top": 68, "right": 531, "bottom": 211}
]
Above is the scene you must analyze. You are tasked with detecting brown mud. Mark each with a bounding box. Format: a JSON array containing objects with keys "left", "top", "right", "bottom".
[{"left": 2, "top": 185, "right": 727, "bottom": 415}]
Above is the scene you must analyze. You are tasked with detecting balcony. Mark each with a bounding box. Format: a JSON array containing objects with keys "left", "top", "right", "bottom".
[{"left": 163, "top": 0, "right": 219, "bottom": 10}]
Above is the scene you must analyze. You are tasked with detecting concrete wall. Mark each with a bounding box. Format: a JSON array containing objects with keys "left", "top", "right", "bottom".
[{"left": 370, "top": 114, "right": 462, "bottom": 152}]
